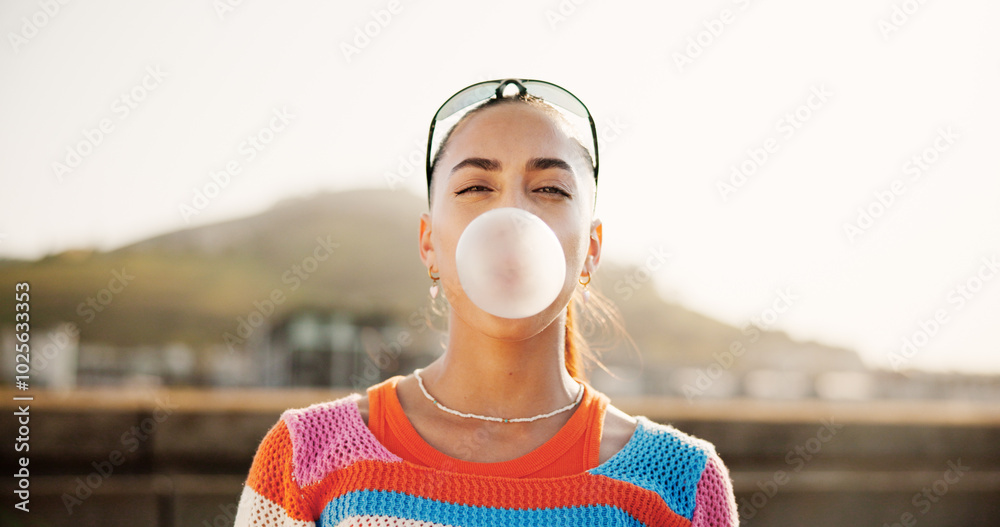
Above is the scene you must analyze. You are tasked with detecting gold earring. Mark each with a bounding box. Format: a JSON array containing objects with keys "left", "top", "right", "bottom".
[
  {"left": 428, "top": 267, "right": 440, "bottom": 299},
  {"left": 579, "top": 273, "right": 591, "bottom": 304}
]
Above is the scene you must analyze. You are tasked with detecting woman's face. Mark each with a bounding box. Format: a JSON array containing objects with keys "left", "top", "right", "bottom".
[{"left": 420, "top": 102, "right": 602, "bottom": 339}]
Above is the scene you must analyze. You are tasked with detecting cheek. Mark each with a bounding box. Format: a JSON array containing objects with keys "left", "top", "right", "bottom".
[
  {"left": 560, "top": 209, "right": 593, "bottom": 264},
  {"left": 431, "top": 216, "right": 465, "bottom": 272},
  {"left": 564, "top": 235, "right": 589, "bottom": 270},
  {"left": 554, "top": 224, "right": 590, "bottom": 274}
]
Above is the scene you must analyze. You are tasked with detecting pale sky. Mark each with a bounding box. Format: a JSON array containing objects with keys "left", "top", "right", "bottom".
[{"left": 2, "top": 0, "right": 998, "bottom": 374}]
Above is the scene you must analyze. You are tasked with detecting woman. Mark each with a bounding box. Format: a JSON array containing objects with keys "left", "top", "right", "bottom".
[{"left": 235, "top": 79, "right": 739, "bottom": 526}]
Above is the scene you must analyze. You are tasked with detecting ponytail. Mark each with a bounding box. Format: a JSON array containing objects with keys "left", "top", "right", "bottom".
[
  {"left": 565, "top": 300, "right": 586, "bottom": 382},
  {"left": 564, "top": 284, "right": 638, "bottom": 384}
]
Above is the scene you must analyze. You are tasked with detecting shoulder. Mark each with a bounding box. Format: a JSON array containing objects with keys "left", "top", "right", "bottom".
[
  {"left": 270, "top": 393, "right": 400, "bottom": 487},
  {"left": 279, "top": 392, "right": 364, "bottom": 437},
  {"left": 599, "top": 403, "right": 637, "bottom": 465},
  {"left": 591, "top": 415, "right": 736, "bottom": 524}
]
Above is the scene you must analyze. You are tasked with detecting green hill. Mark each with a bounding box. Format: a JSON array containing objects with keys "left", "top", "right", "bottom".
[{"left": 0, "top": 188, "right": 863, "bottom": 372}]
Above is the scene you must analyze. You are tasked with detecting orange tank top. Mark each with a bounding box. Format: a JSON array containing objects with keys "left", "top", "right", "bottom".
[{"left": 366, "top": 374, "right": 610, "bottom": 478}]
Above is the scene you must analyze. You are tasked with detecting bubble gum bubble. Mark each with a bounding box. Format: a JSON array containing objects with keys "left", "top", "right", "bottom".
[{"left": 455, "top": 207, "right": 566, "bottom": 319}]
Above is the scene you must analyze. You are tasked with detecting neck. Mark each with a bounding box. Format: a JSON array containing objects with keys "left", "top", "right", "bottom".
[{"left": 419, "top": 311, "right": 582, "bottom": 420}]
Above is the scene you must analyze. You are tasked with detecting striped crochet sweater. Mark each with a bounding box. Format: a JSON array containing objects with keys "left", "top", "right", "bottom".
[{"left": 235, "top": 389, "right": 738, "bottom": 526}]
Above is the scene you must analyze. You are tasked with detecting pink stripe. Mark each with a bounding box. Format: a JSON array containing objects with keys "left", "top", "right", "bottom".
[
  {"left": 282, "top": 393, "right": 403, "bottom": 487},
  {"left": 691, "top": 453, "right": 738, "bottom": 527}
]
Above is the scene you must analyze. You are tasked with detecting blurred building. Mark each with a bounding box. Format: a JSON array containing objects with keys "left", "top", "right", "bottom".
[{"left": 1, "top": 322, "right": 79, "bottom": 389}]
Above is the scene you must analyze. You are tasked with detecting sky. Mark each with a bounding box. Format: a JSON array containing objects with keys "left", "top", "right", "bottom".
[{"left": 2, "top": 0, "right": 998, "bottom": 374}]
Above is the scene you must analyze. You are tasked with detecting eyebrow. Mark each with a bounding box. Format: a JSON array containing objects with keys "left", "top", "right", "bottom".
[{"left": 449, "top": 157, "right": 575, "bottom": 177}]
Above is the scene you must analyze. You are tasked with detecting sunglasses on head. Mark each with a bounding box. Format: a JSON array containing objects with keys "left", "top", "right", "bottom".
[{"left": 425, "top": 79, "right": 599, "bottom": 193}]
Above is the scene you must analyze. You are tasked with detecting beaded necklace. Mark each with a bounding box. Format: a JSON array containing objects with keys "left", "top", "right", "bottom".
[{"left": 413, "top": 368, "right": 585, "bottom": 424}]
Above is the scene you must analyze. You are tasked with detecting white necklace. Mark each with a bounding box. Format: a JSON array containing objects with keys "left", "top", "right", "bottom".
[{"left": 413, "top": 368, "right": 585, "bottom": 424}]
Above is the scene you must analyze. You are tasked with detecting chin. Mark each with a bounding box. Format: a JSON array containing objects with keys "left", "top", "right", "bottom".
[
  {"left": 481, "top": 315, "right": 548, "bottom": 341},
  {"left": 466, "top": 300, "right": 568, "bottom": 342}
]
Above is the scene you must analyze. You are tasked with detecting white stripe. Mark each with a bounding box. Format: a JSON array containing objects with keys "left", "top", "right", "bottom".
[{"left": 234, "top": 486, "right": 315, "bottom": 527}]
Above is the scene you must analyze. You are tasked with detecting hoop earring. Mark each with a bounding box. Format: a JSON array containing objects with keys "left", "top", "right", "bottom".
[
  {"left": 579, "top": 273, "right": 591, "bottom": 305},
  {"left": 428, "top": 267, "right": 440, "bottom": 299}
]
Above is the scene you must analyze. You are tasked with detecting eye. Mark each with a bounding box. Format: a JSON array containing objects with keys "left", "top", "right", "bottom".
[
  {"left": 455, "top": 185, "right": 491, "bottom": 196},
  {"left": 536, "top": 186, "right": 571, "bottom": 198}
]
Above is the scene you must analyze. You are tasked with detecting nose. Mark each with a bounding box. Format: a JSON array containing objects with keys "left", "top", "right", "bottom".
[{"left": 493, "top": 178, "right": 537, "bottom": 216}]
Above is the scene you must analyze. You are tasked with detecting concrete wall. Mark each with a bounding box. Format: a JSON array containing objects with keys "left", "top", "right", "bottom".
[{"left": 2, "top": 389, "right": 998, "bottom": 526}]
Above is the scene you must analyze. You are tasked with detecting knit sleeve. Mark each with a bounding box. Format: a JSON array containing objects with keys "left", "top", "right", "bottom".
[
  {"left": 234, "top": 419, "right": 316, "bottom": 527},
  {"left": 691, "top": 452, "right": 739, "bottom": 527}
]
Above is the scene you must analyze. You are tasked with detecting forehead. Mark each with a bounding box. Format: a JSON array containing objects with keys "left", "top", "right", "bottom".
[{"left": 444, "top": 103, "right": 584, "bottom": 161}]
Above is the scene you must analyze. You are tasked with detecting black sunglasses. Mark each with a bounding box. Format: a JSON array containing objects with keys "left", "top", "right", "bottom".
[{"left": 425, "top": 79, "right": 599, "bottom": 194}]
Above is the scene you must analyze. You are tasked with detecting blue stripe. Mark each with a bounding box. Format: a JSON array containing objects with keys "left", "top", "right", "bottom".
[
  {"left": 589, "top": 416, "right": 708, "bottom": 520},
  {"left": 319, "top": 489, "right": 645, "bottom": 526}
]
